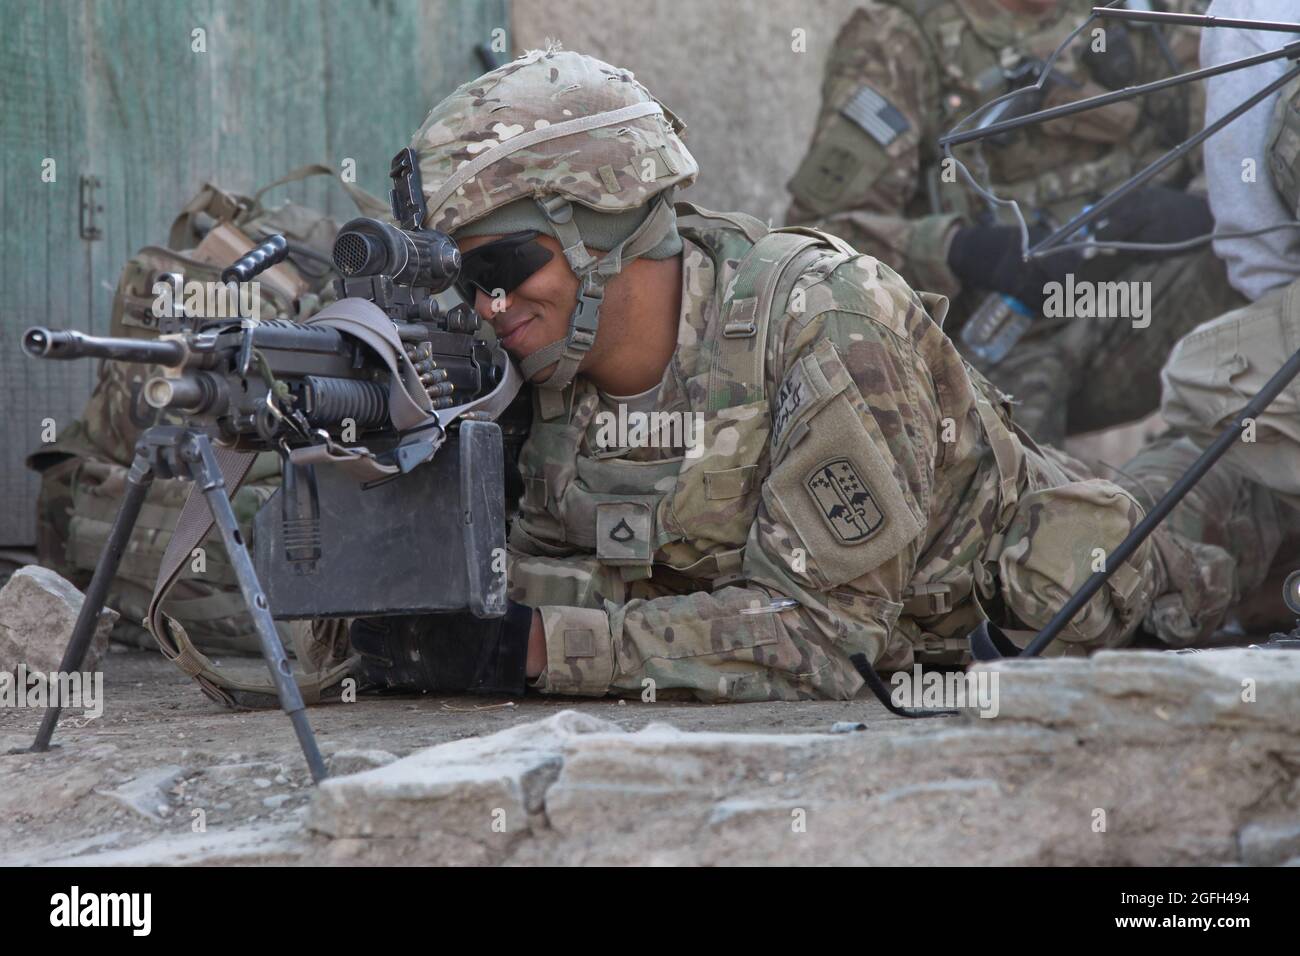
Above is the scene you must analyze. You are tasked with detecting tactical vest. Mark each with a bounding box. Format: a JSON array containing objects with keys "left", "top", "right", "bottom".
[
  {"left": 509, "top": 205, "right": 848, "bottom": 587},
  {"left": 508, "top": 203, "right": 1036, "bottom": 648},
  {"left": 888, "top": 0, "right": 1199, "bottom": 225}
]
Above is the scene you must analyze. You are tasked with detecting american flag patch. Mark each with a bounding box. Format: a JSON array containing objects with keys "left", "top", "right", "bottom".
[{"left": 840, "top": 84, "right": 910, "bottom": 147}]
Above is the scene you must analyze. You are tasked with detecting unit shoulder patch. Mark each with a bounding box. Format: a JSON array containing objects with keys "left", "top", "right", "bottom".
[
  {"left": 765, "top": 342, "right": 924, "bottom": 588},
  {"left": 805, "top": 457, "right": 885, "bottom": 543}
]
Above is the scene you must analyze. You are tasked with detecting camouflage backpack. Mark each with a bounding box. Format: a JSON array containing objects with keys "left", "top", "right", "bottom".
[{"left": 30, "top": 165, "right": 385, "bottom": 661}]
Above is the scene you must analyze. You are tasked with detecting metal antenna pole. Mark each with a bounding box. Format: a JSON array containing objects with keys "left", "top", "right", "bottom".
[{"left": 940, "top": 40, "right": 1300, "bottom": 150}]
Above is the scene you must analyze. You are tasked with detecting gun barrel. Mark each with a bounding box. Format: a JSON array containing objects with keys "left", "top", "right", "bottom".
[{"left": 23, "top": 327, "right": 188, "bottom": 366}]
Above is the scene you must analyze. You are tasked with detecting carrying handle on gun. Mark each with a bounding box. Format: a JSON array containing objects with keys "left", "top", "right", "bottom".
[
  {"left": 222, "top": 234, "right": 289, "bottom": 284},
  {"left": 969, "top": 343, "right": 1300, "bottom": 661}
]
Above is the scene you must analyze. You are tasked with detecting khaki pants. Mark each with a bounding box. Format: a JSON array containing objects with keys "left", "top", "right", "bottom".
[{"left": 1116, "top": 277, "right": 1300, "bottom": 644}]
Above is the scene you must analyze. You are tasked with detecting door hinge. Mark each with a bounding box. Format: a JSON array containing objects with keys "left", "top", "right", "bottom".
[{"left": 79, "top": 174, "right": 103, "bottom": 240}]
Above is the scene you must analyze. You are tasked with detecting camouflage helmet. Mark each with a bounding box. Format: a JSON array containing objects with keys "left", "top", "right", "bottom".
[{"left": 410, "top": 48, "right": 698, "bottom": 390}]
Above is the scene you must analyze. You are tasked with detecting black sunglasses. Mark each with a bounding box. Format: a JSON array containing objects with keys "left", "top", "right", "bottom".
[{"left": 454, "top": 230, "right": 554, "bottom": 305}]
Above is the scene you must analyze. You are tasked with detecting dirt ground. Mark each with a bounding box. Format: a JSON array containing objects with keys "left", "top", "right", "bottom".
[{"left": 0, "top": 643, "right": 918, "bottom": 865}]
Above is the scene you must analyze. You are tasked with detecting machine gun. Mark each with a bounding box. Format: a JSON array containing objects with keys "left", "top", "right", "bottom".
[{"left": 14, "top": 149, "right": 526, "bottom": 781}]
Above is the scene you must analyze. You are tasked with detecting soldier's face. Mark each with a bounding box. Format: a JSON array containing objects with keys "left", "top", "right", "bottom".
[{"left": 457, "top": 232, "right": 584, "bottom": 378}]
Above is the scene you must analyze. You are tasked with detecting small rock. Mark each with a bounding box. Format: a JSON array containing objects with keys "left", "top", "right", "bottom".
[
  {"left": 253, "top": 778, "right": 273, "bottom": 789},
  {"left": 98, "top": 766, "right": 183, "bottom": 821},
  {"left": 262, "top": 794, "right": 292, "bottom": 810},
  {"left": 1239, "top": 820, "right": 1300, "bottom": 866},
  {"left": 0, "top": 566, "right": 118, "bottom": 675},
  {"left": 830, "top": 721, "right": 867, "bottom": 734},
  {"left": 327, "top": 749, "right": 399, "bottom": 776}
]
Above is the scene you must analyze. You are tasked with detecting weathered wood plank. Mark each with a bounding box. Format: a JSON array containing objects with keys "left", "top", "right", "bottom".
[{"left": 0, "top": 0, "right": 507, "bottom": 544}]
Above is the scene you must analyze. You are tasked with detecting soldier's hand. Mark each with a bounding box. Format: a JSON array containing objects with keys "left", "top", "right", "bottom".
[
  {"left": 1092, "top": 186, "right": 1213, "bottom": 250},
  {"left": 947, "top": 223, "right": 1081, "bottom": 314}
]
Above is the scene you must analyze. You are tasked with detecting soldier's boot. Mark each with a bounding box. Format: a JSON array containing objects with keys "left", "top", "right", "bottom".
[
  {"left": 349, "top": 602, "right": 533, "bottom": 696},
  {"left": 1115, "top": 434, "right": 1284, "bottom": 647}
]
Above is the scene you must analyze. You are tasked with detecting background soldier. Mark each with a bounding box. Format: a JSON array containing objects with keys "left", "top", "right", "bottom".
[
  {"left": 351, "top": 48, "right": 1186, "bottom": 703},
  {"left": 1116, "top": 0, "right": 1300, "bottom": 645},
  {"left": 785, "top": 0, "right": 1244, "bottom": 445}
]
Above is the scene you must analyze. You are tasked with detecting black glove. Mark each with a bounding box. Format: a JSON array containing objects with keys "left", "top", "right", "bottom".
[
  {"left": 350, "top": 600, "right": 534, "bottom": 696},
  {"left": 1075, "top": 187, "right": 1213, "bottom": 284},
  {"left": 1091, "top": 186, "right": 1213, "bottom": 249},
  {"left": 947, "top": 223, "right": 1081, "bottom": 314}
]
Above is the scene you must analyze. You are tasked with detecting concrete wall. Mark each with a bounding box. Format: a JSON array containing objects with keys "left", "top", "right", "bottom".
[{"left": 512, "top": 0, "right": 863, "bottom": 224}]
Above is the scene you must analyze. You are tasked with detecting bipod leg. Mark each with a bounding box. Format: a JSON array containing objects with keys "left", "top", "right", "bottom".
[
  {"left": 185, "top": 432, "right": 328, "bottom": 783},
  {"left": 969, "top": 345, "right": 1300, "bottom": 661},
  {"left": 15, "top": 442, "right": 155, "bottom": 754}
]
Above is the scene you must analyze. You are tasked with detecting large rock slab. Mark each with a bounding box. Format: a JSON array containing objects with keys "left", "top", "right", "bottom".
[
  {"left": 307, "top": 649, "right": 1300, "bottom": 866},
  {"left": 0, "top": 566, "right": 117, "bottom": 677},
  {"left": 308, "top": 710, "right": 620, "bottom": 864}
]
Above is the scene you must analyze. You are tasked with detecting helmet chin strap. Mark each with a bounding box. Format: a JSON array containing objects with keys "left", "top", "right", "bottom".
[{"left": 519, "top": 192, "right": 677, "bottom": 391}]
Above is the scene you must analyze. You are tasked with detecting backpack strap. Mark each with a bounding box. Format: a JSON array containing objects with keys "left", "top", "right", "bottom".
[
  {"left": 144, "top": 444, "right": 358, "bottom": 709},
  {"left": 247, "top": 163, "right": 389, "bottom": 221},
  {"left": 707, "top": 229, "right": 851, "bottom": 411},
  {"left": 167, "top": 164, "right": 388, "bottom": 250},
  {"left": 674, "top": 200, "right": 769, "bottom": 244}
]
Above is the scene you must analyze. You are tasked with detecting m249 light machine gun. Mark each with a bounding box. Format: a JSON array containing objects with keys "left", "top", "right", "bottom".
[{"left": 15, "top": 149, "right": 525, "bottom": 781}]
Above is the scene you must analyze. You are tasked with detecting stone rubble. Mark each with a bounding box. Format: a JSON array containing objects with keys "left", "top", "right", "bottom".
[
  {"left": 303, "top": 648, "right": 1300, "bottom": 866},
  {"left": 0, "top": 566, "right": 118, "bottom": 677}
]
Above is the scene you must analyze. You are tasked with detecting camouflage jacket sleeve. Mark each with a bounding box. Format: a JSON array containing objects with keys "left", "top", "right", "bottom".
[
  {"left": 527, "top": 254, "right": 945, "bottom": 702},
  {"left": 785, "top": 3, "right": 963, "bottom": 298}
]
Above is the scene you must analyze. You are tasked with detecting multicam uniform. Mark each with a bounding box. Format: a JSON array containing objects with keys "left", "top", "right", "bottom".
[
  {"left": 413, "top": 48, "right": 1166, "bottom": 703},
  {"left": 786, "top": 0, "right": 1244, "bottom": 444},
  {"left": 503, "top": 207, "right": 1155, "bottom": 700}
]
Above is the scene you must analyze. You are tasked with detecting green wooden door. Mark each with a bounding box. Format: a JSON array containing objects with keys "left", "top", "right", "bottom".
[{"left": 0, "top": 0, "right": 509, "bottom": 544}]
